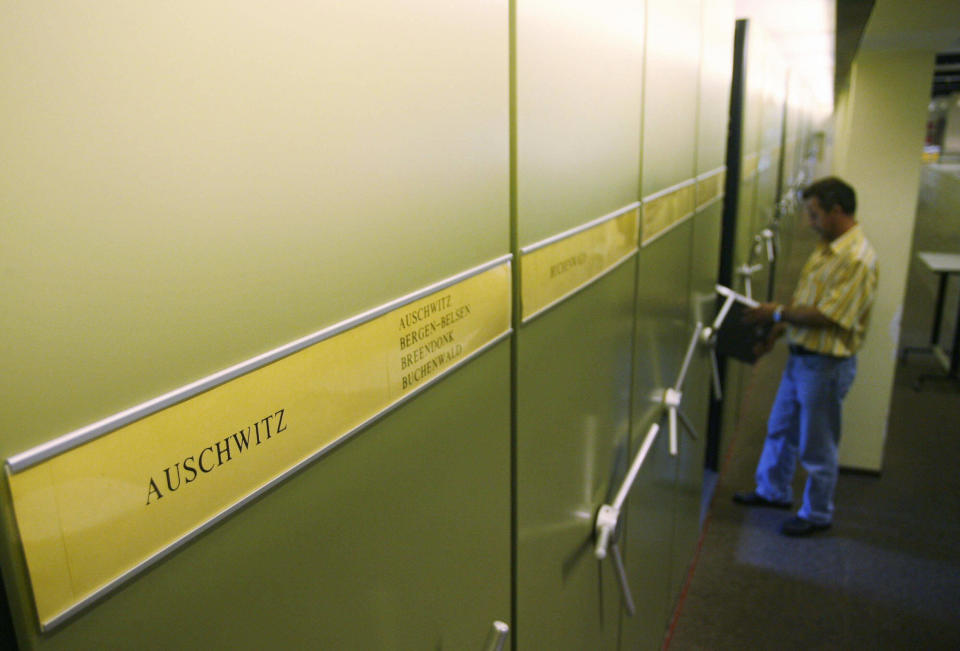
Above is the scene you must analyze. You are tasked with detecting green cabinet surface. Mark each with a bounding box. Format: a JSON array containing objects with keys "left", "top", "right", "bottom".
[
  {"left": 623, "top": 221, "right": 694, "bottom": 650},
  {"left": 0, "top": 0, "right": 762, "bottom": 648},
  {"left": 0, "top": 1, "right": 511, "bottom": 647},
  {"left": 621, "top": 2, "right": 701, "bottom": 647},
  {"left": 514, "top": 1, "right": 644, "bottom": 648},
  {"left": 516, "top": 0, "right": 645, "bottom": 246},
  {"left": 13, "top": 349, "right": 511, "bottom": 650},
  {"left": 516, "top": 268, "right": 636, "bottom": 650},
  {"left": 667, "top": 0, "right": 733, "bottom": 605}
]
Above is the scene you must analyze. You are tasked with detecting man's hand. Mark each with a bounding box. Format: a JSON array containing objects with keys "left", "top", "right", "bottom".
[
  {"left": 752, "top": 323, "right": 786, "bottom": 358},
  {"left": 746, "top": 302, "right": 839, "bottom": 329},
  {"left": 744, "top": 302, "right": 779, "bottom": 324}
]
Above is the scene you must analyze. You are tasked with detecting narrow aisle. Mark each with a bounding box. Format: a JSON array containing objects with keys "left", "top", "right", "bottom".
[{"left": 667, "top": 197, "right": 960, "bottom": 650}]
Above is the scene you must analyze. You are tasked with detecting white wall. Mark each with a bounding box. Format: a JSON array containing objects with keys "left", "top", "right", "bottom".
[{"left": 834, "top": 49, "right": 935, "bottom": 470}]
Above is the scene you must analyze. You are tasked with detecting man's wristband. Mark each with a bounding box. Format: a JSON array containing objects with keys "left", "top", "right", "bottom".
[{"left": 772, "top": 305, "right": 785, "bottom": 323}]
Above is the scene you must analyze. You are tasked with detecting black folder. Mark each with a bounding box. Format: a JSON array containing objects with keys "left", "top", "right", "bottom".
[{"left": 715, "top": 301, "right": 772, "bottom": 364}]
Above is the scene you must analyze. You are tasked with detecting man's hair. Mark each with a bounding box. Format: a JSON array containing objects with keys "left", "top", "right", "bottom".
[{"left": 802, "top": 177, "right": 856, "bottom": 215}]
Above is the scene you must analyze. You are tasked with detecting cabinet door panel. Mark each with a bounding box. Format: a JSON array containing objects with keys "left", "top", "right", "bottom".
[
  {"left": 624, "top": 221, "right": 694, "bottom": 649},
  {"left": 671, "top": 2, "right": 733, "bottom": 598},
  {"left": 622, "top": 0, "right": 700, "bottom": 646},
  {"left": 516, "top": 266, "right": 636, "bottom": 650},
  {"left": 0, "top": 1, "right": 511, "bottom": 647},
  {"left": 515, "top": 1, "right": 644, "bottom": 648}
]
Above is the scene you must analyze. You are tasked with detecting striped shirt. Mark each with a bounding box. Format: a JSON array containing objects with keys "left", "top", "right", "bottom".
[{"left": 788, "top": 224, "right": 878, "bottom": 357}]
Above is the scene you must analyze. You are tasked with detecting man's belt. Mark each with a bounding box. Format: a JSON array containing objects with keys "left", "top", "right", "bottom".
[{"left": 788, "top": 344, "right": 849, "bottom": 361}]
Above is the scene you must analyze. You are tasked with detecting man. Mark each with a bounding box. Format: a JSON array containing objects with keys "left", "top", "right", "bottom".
[{"left": 733, "top": 176, "right": 878, "bottom": 536}]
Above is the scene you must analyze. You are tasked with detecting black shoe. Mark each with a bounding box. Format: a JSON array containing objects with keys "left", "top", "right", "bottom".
[
  {"left": 780, "top": 516, "right": 831, "bottom": 537},
  {"left": 732, "top": 490, "right": 792, "bottom": 509}
]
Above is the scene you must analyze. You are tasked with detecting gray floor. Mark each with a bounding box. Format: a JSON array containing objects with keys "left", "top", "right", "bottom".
[{"left": 667, "top": 188, "right": 960, "bottom": 650}]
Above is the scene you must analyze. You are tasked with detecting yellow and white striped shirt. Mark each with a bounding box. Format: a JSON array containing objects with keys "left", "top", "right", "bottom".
[{"left": 788, "top": 224, "right": 878, "bottom": 357}]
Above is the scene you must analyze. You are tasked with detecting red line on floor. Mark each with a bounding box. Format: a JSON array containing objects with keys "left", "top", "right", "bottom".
[{"left": 661, "top": 363, "right": 761, "bottom": 649}]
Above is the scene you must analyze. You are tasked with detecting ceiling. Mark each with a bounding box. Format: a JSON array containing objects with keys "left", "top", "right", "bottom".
[
  {"left": 736, "top": 0, "right": 960, "bottom": 110},
  {"left": 857, "top": 0, "right": 960, "bottom": 52},
  {"left": 933, "top": 52, "right": 960, "bottom": 98},
  {"left": 735, "top": 0, "right": 836, "bottom": 111},
  {"left": 835, "top": 0, "right": 875, "bottom": 97},
  {"left": 860, "top": 0, "right": 960, "bottom": 100}
]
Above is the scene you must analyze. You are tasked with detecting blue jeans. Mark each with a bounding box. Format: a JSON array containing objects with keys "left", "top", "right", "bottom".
[{"left": 755, "top": 352, "right": 857, "bottom": 525}]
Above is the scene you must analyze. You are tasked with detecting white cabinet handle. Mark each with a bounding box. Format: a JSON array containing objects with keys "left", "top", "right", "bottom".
[
  {"left": 608, "top": 540, "right": 636, "bottom": 617},
  {"left": 595, "top": 422, "right": 661, "bottom": 560},
  {"left": 715, "top": 283, "right": 759, "bottom": 309},
  {"left": 594, "top": 422, "right": 661, "bottom": 614},
  {"left": 705, "top": 284, "right": 762, "bottom": 399},
  {"left": 758, "top": 229, "right": 776, "bottom": 264},
  {"left": 662, "top": 321, "right": 704, "bottom": 456},
  {"left": 483, "top": 621, "right": 509, "bottom": 651},
  {"left": 735, "top": 263, "right": 763, "bottom": 300},
  {"left": 592, "top": 286, "right": 760, "bottom": 613}
]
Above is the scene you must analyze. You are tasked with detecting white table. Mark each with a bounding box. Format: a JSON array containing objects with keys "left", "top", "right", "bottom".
[
  {"left": 918, "top": 251, "right": 960, "bottom": 274},
  {"left": 904, "top": 251, "right": 960, "bottom": 388}
]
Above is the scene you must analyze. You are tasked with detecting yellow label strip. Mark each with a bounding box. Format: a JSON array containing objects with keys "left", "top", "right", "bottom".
[
  {"left": 520, "top": 205, "right": 639, "bottom": 322},
  {"left": 695, "top": 168, "right": 726, "bottom": 211},
  {"left": 6, "top": 258, "right": 512, "bottom": 630},
  {"left": 641, "top": 181, "right": 696, "bottom": 246}
]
